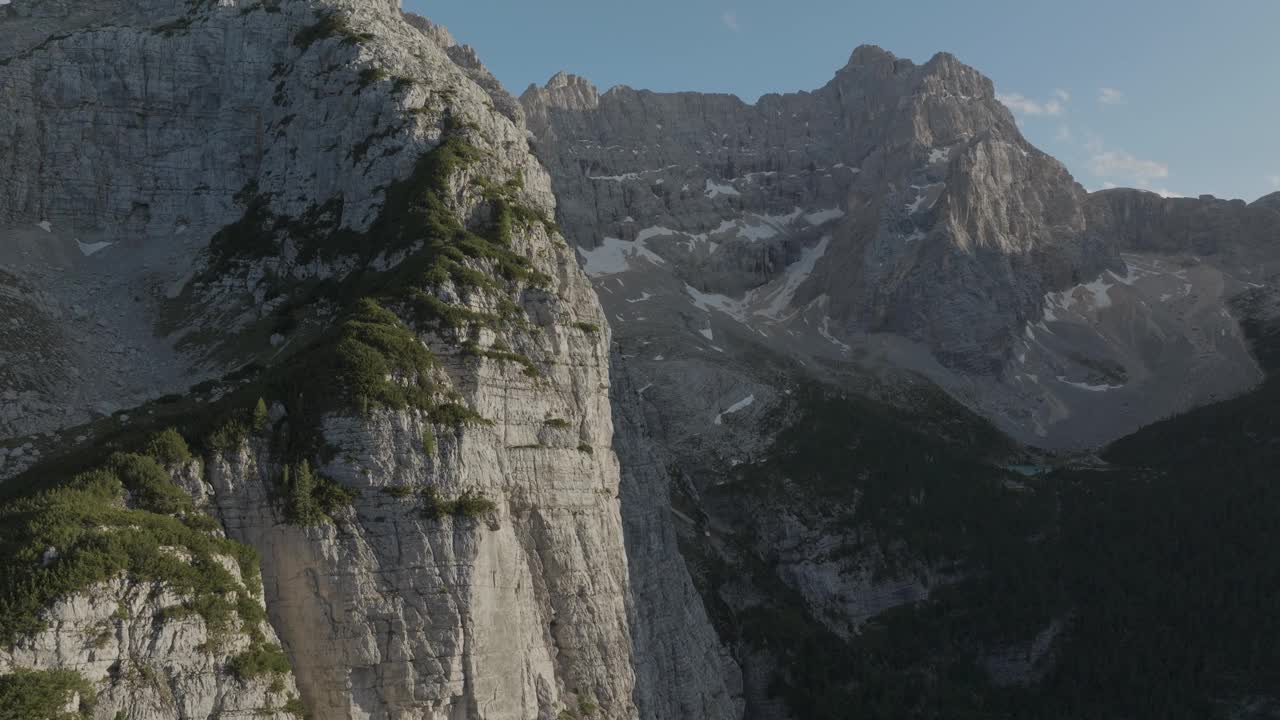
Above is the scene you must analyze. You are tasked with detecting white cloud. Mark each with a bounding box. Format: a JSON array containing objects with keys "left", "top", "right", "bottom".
[
  {"left": 721, "top": 11, "right": 740, "bottom": 32},
  {"left": 1098, "top": 87, "right": 1126, "bottom": 105},
  {"left": 1053, "top": 88, "right": 1071, "bottom": 102},
  {"left": 1268, "top": 175, "right": 1280, "bottom": 190},
  {"left": 997, "top": 91, "right": 1066, "bottom": 117},
  {"left": 1089, "top": 150, "right": 1169, "bottom": 183},
  {"left": 1055, "top": 125, "right": 1072, "bottom": 142},
  {"left": 1102, "top": 182, "right": 1119, "bottom": 190}
]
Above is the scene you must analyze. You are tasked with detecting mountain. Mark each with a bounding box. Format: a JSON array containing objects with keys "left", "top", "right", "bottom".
[
  {"left": 3, "top": 3, "right": 1279, "bottom": 720},
  {"left": 0, "top": 1, "right": 736, "bottom": 718},
  {"left": 520, "top": 48, "right": 1280, "bottom": 450},
  {"left": 518, "top": 45, "right": 1280, "bottom": 718}
]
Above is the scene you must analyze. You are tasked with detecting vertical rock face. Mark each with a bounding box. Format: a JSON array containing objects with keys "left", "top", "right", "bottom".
[
  {"left": 609, "top": 356, "right": 744, "bottom": 720},
  {"left": 0, "top": 2, "right": 733, "bottom": 719}
]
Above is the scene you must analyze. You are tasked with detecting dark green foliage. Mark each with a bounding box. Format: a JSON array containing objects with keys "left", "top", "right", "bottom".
[
  {"left": 283, "top": 696, "right": 308, "bottom": 718},
  {"left": 421, "top": 428, "right": 436, "bottom": 456},
  {"left": 152, "top": 16, "right": 192, "bottom": 37},
  {"left": 420, "top": 487, "right": 497, "bottom": 520},
  {"left": 108, "top": 453, "right": 192, "bottom": 515},
  {"left": 381, "top": 486, "right": 415, "bottom": 499},
  {"left": 0, "top": 468, "right": 261, "bottom": 648},
  {"left": 733, "top": 384, "right": 1035, "bottom": 570},
  {"left": 227, "top": 641, "right": 291, "bottom": 681},
  {"left": 573, "top": 322, "right": 600, "bottom": 335},
  {"left": 0, "top": 669, "right": 95, "bottom": 720},
  {"left": 281, "top": 299, "right": 438, "bottom": 420},
  {"left": 253, "top": 398, "right": 270, "bottom": 432},
  {"left": 708, "top": 307, "right": 1280, "bottom": 719},
  {"left": 577, "top": 443, "right": 593, "bottom": 455},
  {"left": 428, "top": 402, "right": 490, "bottom": 427},
  {"left": 144, "top": 428, "right": 191, "bottom": 467},
  {"left": 206, "top": 419, "right": 249, "bottom": 453},
  {"left": 543, "top": 418, "right": 571, "bottom": 430},
  {"left": 356, "top": 67, "right": 387, "bottom": 88},
  {"left": 292, "top": 12, "right": 371, "bottom": 51},
  {"left": 279, "top": 461, "right": 357, "bottom": 526}
]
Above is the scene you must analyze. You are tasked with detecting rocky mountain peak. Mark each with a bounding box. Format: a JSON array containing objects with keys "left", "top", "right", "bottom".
[
  {"left": 1252, "top": 191, "right": 1280, "bottom": 212},
  {"left": 844, "top": 43, "right": 899, "bottom": 67}
]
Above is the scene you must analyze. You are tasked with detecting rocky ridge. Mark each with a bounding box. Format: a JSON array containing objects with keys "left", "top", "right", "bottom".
[
  {"left": 0, "top": 1, "right": 738, "bottom": 719},
  {"left": 520, "top": 47, "right": 1280, "bottom": 449}
]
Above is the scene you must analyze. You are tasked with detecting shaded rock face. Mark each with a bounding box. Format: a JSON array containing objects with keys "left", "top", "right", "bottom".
[
  {"left": 520, "top": 47, "right": 1280, "bottom": 449},
  {"left": 609, "top": 355, "right": 745, "bottom": 720},
  {"left": 1, "top": 2, "right": 738, "bottom": 719}
]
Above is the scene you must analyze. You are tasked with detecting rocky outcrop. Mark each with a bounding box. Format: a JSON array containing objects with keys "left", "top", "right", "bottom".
[
  {"left": 1, "top": 1, "right": 737, "bottom": 718},
  {"left": 0, "top": 575, "right": 300, "bottom": 720}
]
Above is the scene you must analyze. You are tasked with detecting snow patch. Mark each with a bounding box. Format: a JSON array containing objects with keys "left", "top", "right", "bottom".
[
  {"left": 76, "top": 240, "right": 114, "bottom": 257},
  {"left": 928, "top": 147, "right": 950, "bottom": 164},
  {"left": 704, "top": 179, "right": 740, "bottom": 198},
  {"left": 752, "top": 236, "right": 830, "bottom": 319},
  {"left": 1057, "top": 377, "right": 1124, "bottom": 392},
  {"left": 804, "top": 208, "right": 845, "bottom": 225},
  {"left": 36, "top": 220, "right": 52, "bottom": 233},
  {"left": 1082, "top": 278, "right": 1114, "bottom": 309},
  {"left": 700, "top": 327, "right": 715, "bottom": 341},
  {"left": 636, "top": 225, "right": 677, "bottom": 243},
  {"left": 685, "top": 284, "right": 748, "bottom": 321},
  {"left": 589, "top": 172, "right": 641, "bottom": 182},
  {"left": 579, "top": 236, "right": 666, "bottom": 277},
  {"left": 818, "top": 315, "right": 851, "bottom": 353},
  {"left": 739, "top": 221, "right": 778, "bottom": 242},
  {"left": 713, "top": 394, "right": 755, "bottom": 425},
  {"left": 626, "top": 292, "right": 653, "bottom": 304}
]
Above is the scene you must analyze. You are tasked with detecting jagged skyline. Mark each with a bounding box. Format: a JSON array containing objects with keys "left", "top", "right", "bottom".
[{"left": 414, "top": 0, "right": 1280, "bottom": 203}]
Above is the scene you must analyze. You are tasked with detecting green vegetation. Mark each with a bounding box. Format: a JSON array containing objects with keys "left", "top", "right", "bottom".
[
  {"left": 573, "top": 322, "right": 600, "bottom": 335},
  {"left": 279, "top": 461, "right": 357, "bottom": 526},
  {"left": 421, "top": 428, "right": 437, "bottom": 456},
  {"left": 108, "top": 453, "right": 192, "bottom": 515},
  {"left": 207, "top": 418, "right": 250, "bottom": 453},
  {"left": 356, "top": 67, "right": 387, "bottom": 90},
  {"left": 577, "top": 443, "right": 593, "bottom": 455},
  {"left": 283, "top": 695, "right": 308, "bottom": 718},
  {"left": 152, "top": 16, "right": 193, "bottom": 37},
  {"left": 292, "top": 12, "right": 371, "bottom": 51},
  {"left": 0, "top": 466, "right": 262, "bottom": 649},
  {"left": 286, "top": 299, "right": 439, "bottom": 416},
  {"left": 144, "top": 428, "right": 192, "bottom": 467},
  {"left": 543, "top": 418, "right": 571, "bottom": 430},
  {"left": 253, "top": 398, "right": 270, "bottom": 432},
  {"left": 227, "top": 641, "right": 291, "bottom": 681},
  {"left": 0, "top": 669, "right": 95, "bottom": 720},
  {"left": 420, "top": 487, "right": 497, "bottom": 520}
]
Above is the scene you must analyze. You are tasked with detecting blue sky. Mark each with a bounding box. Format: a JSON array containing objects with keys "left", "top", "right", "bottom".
[{"left": 408, "top": 0, "right": 1280, "bottom": 202}]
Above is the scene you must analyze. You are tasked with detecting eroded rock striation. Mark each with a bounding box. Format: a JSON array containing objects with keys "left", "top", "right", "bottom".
[{"left": 0, "top": 1, "right": 736, "bottom": 718}]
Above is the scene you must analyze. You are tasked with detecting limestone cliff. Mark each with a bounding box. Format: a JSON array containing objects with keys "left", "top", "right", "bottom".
[{"left": 0, "top": 1, "right": 735, "bottom": 718}]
